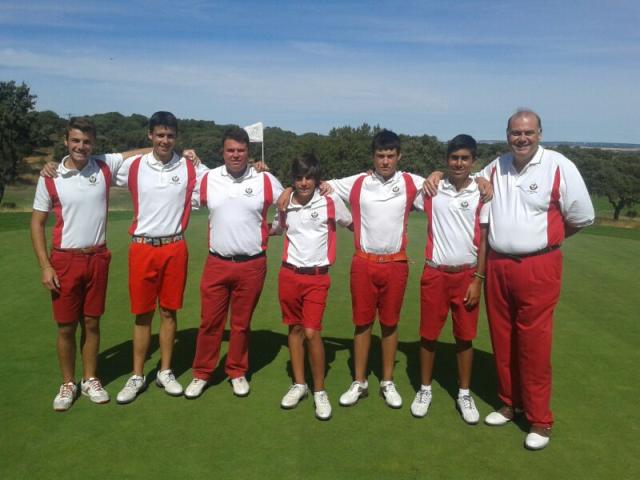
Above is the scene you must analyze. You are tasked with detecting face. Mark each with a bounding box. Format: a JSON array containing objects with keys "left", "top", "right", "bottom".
[
  {"left": 507, "top": 114, "right": 541, "bottom": 164},
  {"left": 64, "top": 129, "right": 94, "bottom": 164},
  {"left": 293, "top": 175, "right": 318, "bottom": 203},
  {"left": 373, "top": 149, "right": 401, "bottom": 180},
  {"left": 446, "top": 148, "right": 475, "bottom": 183},
  {"left": 148, "top": 125, "right": 177, "bottom": 162},
  {"left": 223, "top": 139, "right": 250, "bottom": 176}
]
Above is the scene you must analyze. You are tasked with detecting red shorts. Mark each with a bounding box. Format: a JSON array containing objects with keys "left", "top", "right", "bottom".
[
  {"left": 350, "top": 255, "right": 409, "bottom": 327},
  {"left": 50, "top": 248, "right": 111, "bottom": 324},
  {"left": 278, "top": 266, "right": 330, "bottom": 331},
  {"left": 128, "top": 240, "right": 188, "bottom": 315},
  {"left": 420, "top": 265, "right": 479, "bottom": 341}
]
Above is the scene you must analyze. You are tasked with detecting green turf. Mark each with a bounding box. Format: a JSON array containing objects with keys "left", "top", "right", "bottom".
[{"left": 1, "top": 210, "right": 639, "bottom": 479}]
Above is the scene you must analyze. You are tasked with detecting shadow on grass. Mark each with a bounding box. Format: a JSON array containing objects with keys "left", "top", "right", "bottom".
[
  {"left": 397, "top": 340, "right": 500, "bottom": 411},
  {"left": 98, "top": 327, "right": 287, "bottom": 387}
]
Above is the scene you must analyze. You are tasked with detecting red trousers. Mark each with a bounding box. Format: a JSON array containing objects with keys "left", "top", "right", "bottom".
[
  {"left": 192, "top": 254, "right": 267, "bottom": 380},
  {"left": 485, "top": 249, "right": 562, "bottom": 428}
]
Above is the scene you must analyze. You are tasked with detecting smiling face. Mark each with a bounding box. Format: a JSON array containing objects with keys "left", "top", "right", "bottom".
[
  {"left": 223, "top": 138, "right": 250, "bottom": 177},
  {"left": 507, "top": 113, "right": 542, "bottom": 167},
  {"left": 373, "top": 148, "right": 401, "bottom": 180},
  {"left": 293, "top": 175, "right": 318, "bottom": 205},
  {"left": 148, "top": 125, "right": 177, "bottom": 163},
  {"left": 446, "top": 148, "right": 475, "bottom": 187},
  {"left": 64, "top": 129, "right": 95, "bottom": 167}
]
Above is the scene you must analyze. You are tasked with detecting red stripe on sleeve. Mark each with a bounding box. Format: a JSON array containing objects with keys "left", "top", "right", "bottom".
[
  {"left": 326, "top": 196, "right": 337, "bottom": 264},
  {"left": 401, "top": 173, "right": 417, "bottom": 252},
  {"left": 261, "top": 174, "right": 274, "bottom": 251},
  {"left": 348, "top": 175, "right": 366, "bottom": 252},
  {"left": 127, "top": 156, "right": 142, "bottom": 235},
  {"left": 44, "top": 177, "right": 63, "bottom": 248},
  {"left": 424, "top": 194, "right": 434, "bottom": 260},
  {"left": 180, "top": 160, "right": 196, "bottom": 232},
  {"left": 96, "top": 159, "right": 111, "bottom": 241},
  {"left": 546, "top": 166, "right": 564, "bottom": 246}
]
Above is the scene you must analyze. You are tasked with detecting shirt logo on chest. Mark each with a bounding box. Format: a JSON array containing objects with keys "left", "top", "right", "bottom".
[
  {"left": 524, "top": 183, "right": 539, "bottom": 194},
  {"left": 88, "top": 175, "right": 98, "bottom": 185},
  {"left": 244, "top": 187, "right": 254, "bottom": 197},
  {"left": 459, "top": 200, "right": 469, "bottom": 209},
  {"left": 392, "top": 185, "right": 400, "bottom": 194},
  {"left": 171, "top": 175, "right": 181, "bottom": 185},
  {"left": 311, "top": 211, "right": 319, "bottom": 219}
]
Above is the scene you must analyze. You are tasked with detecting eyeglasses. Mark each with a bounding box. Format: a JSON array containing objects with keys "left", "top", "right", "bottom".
[{"left": 508, "top": 130, "right": 540, "bottom": 138}]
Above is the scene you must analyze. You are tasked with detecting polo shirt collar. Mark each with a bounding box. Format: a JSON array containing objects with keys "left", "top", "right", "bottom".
[
  {"left": 59, "top": 156, "right": 94, "bottom": 177},
  {"left": 222, "top": 165, "right": 255, "bottom": 181},
  {"left": 441, "top": 177, "right": 477, "bottom": 195},
  {"left": 145, "top": 152, "right": 180, "bottom": 170},
  {"left": 372, "top": 170, "right": 400, "bottom": 184},
  {"left": 288, "top": 189, "right": 322, "bottom": 209},
  {"left": 509, "top": 146, "right": 544, "bottom": 173}
]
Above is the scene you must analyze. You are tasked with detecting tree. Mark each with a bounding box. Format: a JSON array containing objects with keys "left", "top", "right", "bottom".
[{"left": 0, "top": 81, "right": 38, "bottom": 204}]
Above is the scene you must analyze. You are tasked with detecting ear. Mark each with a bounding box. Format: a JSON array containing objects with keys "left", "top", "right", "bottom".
[
  {"left": 148, "top": 131, "right": 154, "bottom": 142},
  {"left": 397, "top": 153, "right": 403, "bottom": 162}
]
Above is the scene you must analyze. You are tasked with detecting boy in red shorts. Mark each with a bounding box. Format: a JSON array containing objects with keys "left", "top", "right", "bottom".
[
  {"left": 272, "top": 154, "right": 352, "bottom": 420},
  {"left": 410, "top": 134, "right": 488, "bottom": 424},
  {"left": 31, "top": 117, "right": 145, "bottom": 411}
]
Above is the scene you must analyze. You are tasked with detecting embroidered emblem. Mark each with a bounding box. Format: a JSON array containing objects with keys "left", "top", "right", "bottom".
[
  {"left": 460, "top": 200, "right": 469, "bottom": 208},
  {"left": 89, "top": 175, "right": 97, "bottom": 184},
  {"left": 245, "top": 187, "right": 253, "bottom": 194},
  {"left": 530, "top": 183, "right": 538, "bottom": 191},
  {"left": 311, "top": 211, "right": 319, "bottom": 219},
  {"left": 392, "top": 186, "right": 400, "bottom": 193},
  {"left": 171, "top": 175, "right": 180, "bottom": 184}
]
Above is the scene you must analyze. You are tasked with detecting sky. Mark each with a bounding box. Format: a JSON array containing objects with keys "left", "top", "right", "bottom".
[{"left": 1, "top": 0, "right": 639, "bottom": 143}]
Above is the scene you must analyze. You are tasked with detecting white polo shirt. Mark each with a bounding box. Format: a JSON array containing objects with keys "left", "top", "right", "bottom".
[
  {"left": 273, "top": 191, "right": 352, "bottom": 268},
  {"left": 115, "top": 152, "right": 197, "bottom": 237},
  {"left": 194, "top": 166, "right": 284, "bottom": 256},
  {"left": 414, "top": 179, "right": 489, "bottom": 265},
  {"left": 479, "top": 146, "right": 594, "bottom": 255},
  {"left": 329, "top": 171, "right": 423, "bottom": 254},
  {"left": 33, "top": 154, "right": 123, "bottom": 249}
]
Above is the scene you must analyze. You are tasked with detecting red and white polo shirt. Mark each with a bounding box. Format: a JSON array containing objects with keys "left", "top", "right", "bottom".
[
  {"left": 274, "top": 191, "right": 352, "bottom": 268},
  {"left": 329, "top": 171, "right": 423, "bottom": 255},
  {"left": 115, "top": 152, "right": 197, "bottom": 237},
  {"left": 414, "top": 179, "right": 489, "bottom": 265},
  {"left": 479, "top": 146, "right": 595, "bottom": 255},
  {"left": 194, "top": 166, "right": 284, "bottom": 256},
  {"left": 33, "top": 154, "right": 123, "bottom": 248}
]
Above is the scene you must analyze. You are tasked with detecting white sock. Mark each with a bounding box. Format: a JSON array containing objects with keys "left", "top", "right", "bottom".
[
  {"left": 295, "top": 383, "right": 306, "bottom": 388},
  {"left": 420, "top": 384, "right": 432, "bottom": 392},
  {"left": 458, "top": 388, "right": 470, "bottom": 397}
]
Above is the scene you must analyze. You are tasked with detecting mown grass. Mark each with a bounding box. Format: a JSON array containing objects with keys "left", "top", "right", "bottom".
[{"left": 1, "top": 207, "right": 639, "bottom": 479}]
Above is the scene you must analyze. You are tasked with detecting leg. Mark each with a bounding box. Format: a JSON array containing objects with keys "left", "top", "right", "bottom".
[
  {"left": 305, "top": 328, "right": 325, "bottom": 392},
  {"left": 288, "top": 325, "right": 306, "bottom": 385},
  {"left": 380, "top": 324, "right": 398, "bottom": 381},
  {"left": 79, "top": 316, "right": 100, "bottom": 380},
  {"left": 133, "top": 311, "right": 154, "bottom": 376},
  {"left": 353, "top": 323, "right": 373, "bottom": 382},
  {"left": 419, "top": 338, "right": 437, "bottom": 386},
  {"left": 158, "top": 307, "right": 177, "bottom": 371},
  {"left": 57, "top": 322, "right": 78, "bottom": 383},
  {"left": 455, "top": 339, "right": 473, "bottom": 390}
]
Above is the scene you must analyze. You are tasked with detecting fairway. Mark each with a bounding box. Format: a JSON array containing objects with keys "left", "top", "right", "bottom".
[{"left": 1, "top": 210, "right": 639, "bottom": 479}]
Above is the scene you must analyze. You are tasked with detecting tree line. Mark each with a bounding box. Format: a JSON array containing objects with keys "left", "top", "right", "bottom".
[{"left": 1, "top": 81, "right": 638, "bottom": 219}]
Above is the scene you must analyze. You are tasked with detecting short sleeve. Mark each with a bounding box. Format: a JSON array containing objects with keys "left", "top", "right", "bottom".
[{"left": 33, "top": 177, "right": 52, "bottom": 212}]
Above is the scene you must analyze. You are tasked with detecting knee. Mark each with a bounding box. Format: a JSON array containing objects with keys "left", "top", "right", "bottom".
[
  {"left": 83, "top": 317, "right": 100, "bottom": 335},
  {"left": 304, "top": 328, "right": 320, "bottom": 342},
  {"left": 289, "top": 324, "right": 304, "bottom": 338},
  {"left": 57, "top": 323, "right": 77, "bottom": 340}
]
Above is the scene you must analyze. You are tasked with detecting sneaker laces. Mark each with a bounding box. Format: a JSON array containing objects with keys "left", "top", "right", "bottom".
[
  {"left": 416, "top": 389, "right": 431, "bottom": 404},
  {"left": 349, "top": 381, "right": 364, "bottom": 393},
  {"left": 163, "top": 371, "right": 177, "bottom": 383},
  {"left": 315, "top": 392, "right": 329, "bottom": 405},
  {"left": 459, "top": 394, "right": 475, "bottom": 410},
  {"left": 383, "top": 382, "right": 398, "bottom": 395},
  {"left": 285, "top": 384, "right": 304, "bottom": 399},
  {"left": 59, "top": 382, "right": 75, "bottom": 398},
  {"left": 125, "top": 376, "right": 143, "bottom": 390},
  {"left": 85, "top": 378, "right": 103, "bottom": 391}
]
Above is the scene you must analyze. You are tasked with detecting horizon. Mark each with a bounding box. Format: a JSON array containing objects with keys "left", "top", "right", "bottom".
[{"left": 2, "top": 1, "right": 638, "bottom": 144}]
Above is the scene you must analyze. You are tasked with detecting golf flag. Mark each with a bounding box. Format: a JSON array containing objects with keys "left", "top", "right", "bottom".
[{"left": 243, "top": 122, "right": 264, "bottom": 143}]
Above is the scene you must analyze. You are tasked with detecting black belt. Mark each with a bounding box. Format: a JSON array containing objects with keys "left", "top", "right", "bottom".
[
  {"left": 495, "top": 245, "right": 560, "bottom": 262},
  {"left": 132, "top": 234, "right": 183, "bottom": 246},
  {"left": 282, "top": 262, "right": 329, "bottom": 275},
  {"left": 210, "top": 251, "right": 266, "bottom": 262}
]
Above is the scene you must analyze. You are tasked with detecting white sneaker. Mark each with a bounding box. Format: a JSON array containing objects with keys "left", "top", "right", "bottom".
[
  {"left": 280, "top": 384, "right": 308, "bottom": 409},
  {"left": 410, "top": 388, "right": 432, "bottom": 418},
  {"left": 313, "top": 391, "right": 332, "bottom": 420},
  {"left": 339, "top": 381, "right": 368, "bottom": 406},
  {"left": 185, "top": 378, "right": 208, "bottom": 399},
  {"left": 457, "top": 394, "right": 480, "bottom": 424},
  {"left": 485, "top": 406, "right": 522, "bottom": 426},
  {"left": 380, "top": 380, "right": 402, "bottom": 409},
  {"left": 116, "top": 375, "right": 146, "bottom": 404},
  {"left": 53, "top": 382, "right": 77, "bottom": 411},
  {"left": 525, "top": 427, "right": 552, "bottom": 450},
  {"left": 230, "top": 376, "right": 250, "bottom": 397},
  {"left": 155, "top": 369, "right": 183, "bottom": 396},
  {"left": 81, "top": 377, "right": 110, "bottom": 404}
]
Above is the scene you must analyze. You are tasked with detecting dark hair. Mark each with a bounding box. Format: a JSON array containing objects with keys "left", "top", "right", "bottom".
[
  {"left": 149, "top": 111, "right": 178, "bottom": 133},
  {"left": 66, "top": 117, "right": 96, "bottom": 139},
  {"left": 291, "top": 153, "right": 321, "bottom": 184},
  {"left": 372, "top": 129, "right": 401, "bottom": 154},
  {"left": 447, "top": 134, "right": 477, "bottom": 159},
  {"left": 507, "top": 108, "right": 542, "bottom": 133},
  {"left": 222, "top": 126, "right": 250, "bottom": 147}
]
